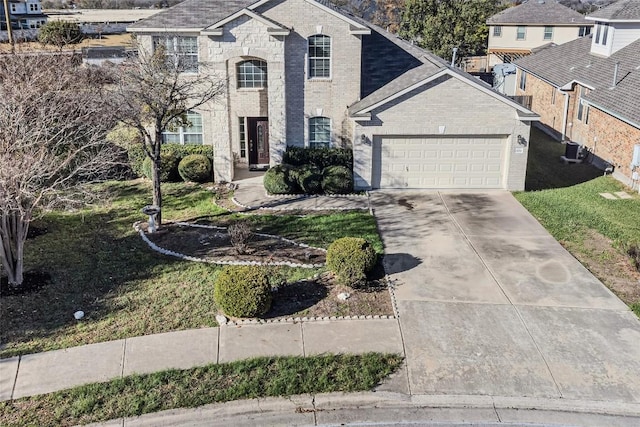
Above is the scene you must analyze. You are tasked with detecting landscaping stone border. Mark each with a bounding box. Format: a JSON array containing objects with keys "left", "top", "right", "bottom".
[{"left": 133, "top": 221, "right": 325, "bottom": 268}]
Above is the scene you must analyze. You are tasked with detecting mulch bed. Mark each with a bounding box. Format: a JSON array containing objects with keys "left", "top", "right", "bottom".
[
  {"left": 145, "top": 222, "right": 326, "bottom": 265},
  {"left": 142, "top": 219, "right": 394, "bottom": 319}
]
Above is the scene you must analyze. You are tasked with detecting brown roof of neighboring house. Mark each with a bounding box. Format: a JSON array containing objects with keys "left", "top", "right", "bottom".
[
  {"left": 487, "top": 1, "right": 589, "bottom": 25},
  {"left": 587, "top": 0, "right": 640, "bottom": 21},
  {"left": 515, "top": 36, "right": 640, "bottom": 127}
]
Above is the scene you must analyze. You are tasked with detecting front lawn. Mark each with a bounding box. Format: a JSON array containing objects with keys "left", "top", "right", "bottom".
[
  {"left": 515, "top": 177, "right": 640, "bottom": 315},
  {"left": 0, "top": 181, "right": 384, "bottom": 358},
  {"left": 0, "top": 353, "right": 403, "bottom": 427}
]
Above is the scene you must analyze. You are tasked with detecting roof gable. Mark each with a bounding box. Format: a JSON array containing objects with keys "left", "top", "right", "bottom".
[
  {"left": 201, "top": 8, "right": 290, "bottom": 36},
  {"left": 349, "top": 65, "right": 539, "bottom": 120},
  {"left": 250, "top": 0, "right": 370, "bottom": 34}
]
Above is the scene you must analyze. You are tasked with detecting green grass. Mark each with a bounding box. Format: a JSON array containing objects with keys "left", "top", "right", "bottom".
[
  {"left": 524, "top": 126, "right": 602, "bottom": 191},
  {"left": 515, "top": 177, "right": 640, "bottom": 246},
  {"left": 0, "top": 353, "right": 403, "bottom": 427},
  {"left": 1, "top": 181, "right": 383, "bottom": 358}
]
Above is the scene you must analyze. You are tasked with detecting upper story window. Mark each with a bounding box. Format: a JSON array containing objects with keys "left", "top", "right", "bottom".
[
  {"left": 579, "top": 26, "right": 591, "bottom": 37},
  {"left": 153, "top": 36, "right": 199, "bottom": 73},
  {"left": 493, "top": 26, "right": 502, "bottom": 37},
  {"left": 10, "top": 4, "right": 16, "bottom": 12},
  {"left": 519, "top": 71, "right": 527, "bottom": 91},
  {"left": 601, "top": 23, "right": 609, "bottom": 45},
  {"left": 29, "top": 3, "right": 38, "bottom": 11},
  {"left": 516, "top": 26, "right": 526, "bottom": 40},
  {"left": 544, "top": 26, "right": 553, "bottom": 40},
  {"left": 162, "top": 111, "right": 203, "bottom": 144},
  {"left": 594, "top": 22, "right": 610, "bottom": 45},
  {"left": 237, "top": 60, "right": 267, "bottom": 88},
  {"left": 308, "top": 35, "right": 331, "bottom": 79},
  {"left": 309, "top": 117, "right": 331, "bottom": 148}
]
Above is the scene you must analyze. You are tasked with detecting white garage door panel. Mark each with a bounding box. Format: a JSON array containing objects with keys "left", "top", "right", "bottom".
[{"left": 374, "top": 136, "right": 507, "bottom": 189}]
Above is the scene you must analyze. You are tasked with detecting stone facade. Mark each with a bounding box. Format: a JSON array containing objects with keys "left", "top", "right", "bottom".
[{"left": 131, "top": 0, "right": 535, "bottom": 189}]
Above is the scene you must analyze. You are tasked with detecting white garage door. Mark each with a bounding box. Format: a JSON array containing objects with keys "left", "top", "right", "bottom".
[{"left": 372, "top": 136, "right": 508, "bottom": 189}]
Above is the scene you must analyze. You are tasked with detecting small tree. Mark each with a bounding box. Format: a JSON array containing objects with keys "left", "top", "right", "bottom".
[
  {"left": 38, "top": 21, "right": 84, "bottom": 47},
  {"left": 0, "top": 53, "right": 120, "bottom": 287},
  {"left": 109, "top": 37, "right": 225, "bottom": 224}
]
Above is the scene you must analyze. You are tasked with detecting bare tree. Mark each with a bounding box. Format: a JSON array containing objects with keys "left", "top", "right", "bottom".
[
  {"left": 0, "top": 53, "right": 121, "bottom": 287},
  {"left": 109, "top": 38, "right": 225, "bottom": 225}
]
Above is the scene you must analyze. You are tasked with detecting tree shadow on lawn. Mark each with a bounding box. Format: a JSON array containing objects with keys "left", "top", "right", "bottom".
[
  {"left": 0, "top": 211, "right": 188, "bottom": 357},
  {"left": 525, "top": 126, "right": 603, "bottom": 191}
]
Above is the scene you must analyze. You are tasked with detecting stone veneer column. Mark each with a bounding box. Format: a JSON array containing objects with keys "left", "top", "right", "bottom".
[{"left": 268, "top": 43, "right": 286, "bottom": 165}]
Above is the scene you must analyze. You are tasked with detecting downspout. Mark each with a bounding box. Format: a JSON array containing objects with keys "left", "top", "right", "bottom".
[{"left": 561, "top": 90, "right": 569, "bottom": 141}]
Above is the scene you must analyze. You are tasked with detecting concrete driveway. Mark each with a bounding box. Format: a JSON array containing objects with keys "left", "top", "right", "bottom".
[{"left": 372, "top": 190, "right": 640, "bottom": 403}]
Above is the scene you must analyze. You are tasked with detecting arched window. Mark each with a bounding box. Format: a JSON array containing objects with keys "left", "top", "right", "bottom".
[
  {"left": 237, "top": 59, "right": 268, "bottom": 88},
  {"left": 308, "top": 35, "right": 331, "bottom": 78},
  {"left": 162, "top": 111, "right": 203, "bottom": 145},
  {"left": 309, "top": 117, "right": 331, "bottom": 148}
]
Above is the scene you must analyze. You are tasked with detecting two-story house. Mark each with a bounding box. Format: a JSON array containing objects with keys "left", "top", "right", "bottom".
[
  {"left": 129, "top": 0, "right": 539, "bottom": 191},
  {"left": 487, "top": 0, "right": 592, "bottom": 96},
  {"left": 514, "top": 0, "right": 640, "bottom": 184},
  {"left": 0, "top": 0, "right": 47, "bottom": 30}
]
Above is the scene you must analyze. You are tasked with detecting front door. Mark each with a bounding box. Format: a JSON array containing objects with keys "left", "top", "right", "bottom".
[{"left": 247, "top": 117, "right": 269, "bottom": 169}]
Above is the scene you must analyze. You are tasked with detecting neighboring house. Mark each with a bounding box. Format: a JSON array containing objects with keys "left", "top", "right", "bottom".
[
  {"left": 129, "top": 0, "right": 539, "bottom": 191},
  {"left": 514, "top": 0, "right": 640, "bottom": 184},
  {"left": 46, "top": 9, "right": 160, "bottom": 36},
  {"left": 0, "top": 0, "right": 47, "bottom": 30},
  {"left": 487, "top": 0, "right": 592, "bottom": 95}
]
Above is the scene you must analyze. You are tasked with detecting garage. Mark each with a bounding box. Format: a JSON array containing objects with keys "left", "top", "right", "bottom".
[{"left": 371, "top": 135, "right": 508, "bottom": 189}]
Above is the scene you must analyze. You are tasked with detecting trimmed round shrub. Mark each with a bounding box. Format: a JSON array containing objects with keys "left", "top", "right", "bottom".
[
  {"left": 214, "top": 266, "right": 272, "bottom": 318},
  {"left": 141, "top": 151, "right": 180, "bottom": 182},
  {"left": 292, "top": 165, "right": 322, "bottom": 194},
  {"left": 326, "top": 237, "right": 377, "bottom": 288},
  {"left": 263, "top": 164, "right": 299, "bottom": 194},
  {"left": 321, "top": 165, "right": 353, "bottom": 194},
  {"left": 178, "top": 154, "right": 212, "bottom": 183}
]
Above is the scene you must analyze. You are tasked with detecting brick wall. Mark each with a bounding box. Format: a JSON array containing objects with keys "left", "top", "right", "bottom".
[
  {"left": 583, "top": 107, "right": 640, "bottom": 179},
  {"left": 516, "top": 69, "right": 569, "bottom": 139},
  {"left": 517, "top": 69, "right": 639, "bottom": 180}
]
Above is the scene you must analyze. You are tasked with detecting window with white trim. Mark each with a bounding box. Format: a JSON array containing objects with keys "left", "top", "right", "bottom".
[
  {"left": 516, "top": 26, "right": 526, "bottom": 40},
  {"left": 579, "top": 26, "right": 591, "bottom": 37},
  {"left": 239, "top": 117, "right": 247, "bottom": 158},
  {"left": 308, "top": 35, "right": 331, "bottom": 78},
  {"left": 309, "top": 117, "right": 331, "bottom": 148},
  {"left": 153, "top": 36, "right": 199, "bottom": 73},
  {"left": 237, "top": 60, "right": 267, "bottom": 88},
  {"left": 493, "top": 26, "right": 502, "bottom": 37},
  {"left": 544, "top": 26, "right": 553, "bottom": 40},
  {"left": 162, "top": 111, "right": 203, "bottom": 144},
  {"left": 601, "top": 23, "right": 609, "bottom": 45},
  {"left": 519, "top": 71, "right": 527, "bottom": 91}
]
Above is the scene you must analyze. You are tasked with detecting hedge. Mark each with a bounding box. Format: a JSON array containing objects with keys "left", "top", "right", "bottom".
[
  {"left": 127, "top": 144, "right": 214, "bottom": 179},
  {"left": 283, "top": 147, "right": 353, "bottom": 170}
]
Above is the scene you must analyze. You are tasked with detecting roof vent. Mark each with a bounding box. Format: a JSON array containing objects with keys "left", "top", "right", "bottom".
[{"left": 611, "top": 61, "right": 620, "bottom": 88}]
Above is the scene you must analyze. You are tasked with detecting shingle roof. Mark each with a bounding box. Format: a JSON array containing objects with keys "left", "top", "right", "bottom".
[
  {"left": 128, "top": 0, "right": 255, "bottom": 30},
  {"left": 487, "top": 1, "right": 589, "bottom": 25},
  {"left": 129, "top": 0, "right": 533, "bottom": 118},
  {"left": 587, "top": 0, "right": 640, "bottom": 21},
  {"left": 515, "top": 36, "right": 640, "bottom": 126}
]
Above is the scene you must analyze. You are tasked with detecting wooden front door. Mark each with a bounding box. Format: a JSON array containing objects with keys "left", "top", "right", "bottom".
[{"left": 248, "top": 117, "right": 269, "bottom": 169}]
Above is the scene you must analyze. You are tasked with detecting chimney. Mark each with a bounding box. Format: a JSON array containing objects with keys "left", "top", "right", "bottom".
[{"left": 612, "top": 61, "right": 620, "bottom": 88}]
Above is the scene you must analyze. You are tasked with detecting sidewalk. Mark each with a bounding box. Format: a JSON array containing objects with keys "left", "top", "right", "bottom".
[
  {"left": 231, "top": 181, "right": 370, "bottom": 211},
  {"left": 0, "top": 319, "right": 404, "bottom": 401}
]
